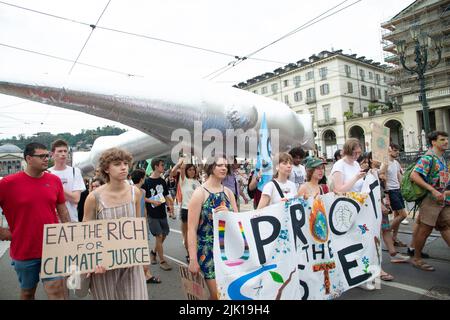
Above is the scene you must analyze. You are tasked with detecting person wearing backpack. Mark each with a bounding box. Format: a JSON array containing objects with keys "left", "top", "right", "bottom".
[
  {"left": 257, "top": 153, "right": 297, "bottom": 209},
  {"left": 409, "top": 131, "right": 450, "bottom": 271}
]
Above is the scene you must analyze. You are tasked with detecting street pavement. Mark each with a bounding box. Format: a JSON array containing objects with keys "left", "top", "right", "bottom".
[{"left": 0, "top": 201, "right": 449, "bottom": 300}]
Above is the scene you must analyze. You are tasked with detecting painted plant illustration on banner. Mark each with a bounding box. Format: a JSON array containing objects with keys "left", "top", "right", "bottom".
[{"left": 214, "top": 174, "right": 382, "bottom": 300}]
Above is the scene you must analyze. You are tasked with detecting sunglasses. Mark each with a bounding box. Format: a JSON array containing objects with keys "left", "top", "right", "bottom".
[{"left": 30, "top": 153, "right": 50, "bottom": 159}]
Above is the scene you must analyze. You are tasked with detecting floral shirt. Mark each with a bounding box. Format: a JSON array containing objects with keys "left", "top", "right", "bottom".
[{"left": 414, "top": 151, "right": 449, "bottom": 205}]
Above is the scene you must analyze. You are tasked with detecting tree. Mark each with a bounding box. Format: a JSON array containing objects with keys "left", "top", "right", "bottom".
[{"left": 0, "top": 126, "right": 127, "bottom": 150}]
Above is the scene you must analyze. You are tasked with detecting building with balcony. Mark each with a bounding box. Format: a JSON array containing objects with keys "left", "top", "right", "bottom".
[
  {"left": 235, "top": 50, "right": 401, "bottom": 159},
  {"left": 381, "top": 0, "right": 450, "bottom": 151}
]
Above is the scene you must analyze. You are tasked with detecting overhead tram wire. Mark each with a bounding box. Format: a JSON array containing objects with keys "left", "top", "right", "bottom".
[
  {"left": 68, "top": 0, "right": 111, "bottom": 75},
  {"left": 205, "top": 0, "right": 363, "bottom": 81},
  {"left": 0, "top": 0, "right": 90, "bottom": 27},
  {"left": 0, "top": 42, "right": 137, "bottom": 76},
  {"left": 244, "top": 0, "right": 352, "bottom": 59},
  {"left": 207, "top": 0, "right": 363, "bottom": 81},
  {"left": 0, "top": 1, "right": 287, "bottom": 66}
]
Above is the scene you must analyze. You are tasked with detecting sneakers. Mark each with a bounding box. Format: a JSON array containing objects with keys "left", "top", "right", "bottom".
[
  {"left": 390, "top": 253, "right": 409, "bottom": 263},
  {"left": 358, "top": 282, "right": 376, "bottom": 291},
  {"left": 401, "top": 219, "right": 409, "bottom": 225},
  {"left": 160, "top": 260, "right": 172, "bottom": 271},
  {"left": 150, "top": 250, "right": 157, "bottom": 265},
  {"left": 407, "top": 248, "right": 430, "bottom": 259}
]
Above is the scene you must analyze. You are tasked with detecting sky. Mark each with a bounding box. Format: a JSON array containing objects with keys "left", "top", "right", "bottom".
[{"left": 0, "top": 0, "right": 415, "bottom": 139}]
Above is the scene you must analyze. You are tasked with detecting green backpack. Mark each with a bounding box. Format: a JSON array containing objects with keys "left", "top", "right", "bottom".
[{"left": 401, "top": 155, "right": 434, "bottom": 202}]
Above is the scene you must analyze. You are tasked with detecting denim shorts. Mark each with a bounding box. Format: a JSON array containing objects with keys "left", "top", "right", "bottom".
[
  {"left": 11, "top": 259, "right": 63, "bottom": 289},
  {"left": 387, "top": 189, "right": 405, "bottom": 211}
]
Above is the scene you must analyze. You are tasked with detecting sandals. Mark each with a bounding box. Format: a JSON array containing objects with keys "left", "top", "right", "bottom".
[
  {"left": 146, "top": 276, "right": 162, "bottom": 284},
  {"left": 390, "top": 253, "right": 409, "bottom": 263},
  {"left": 160, "top": 260, "right": 172, "bottom": 271},
  {"left": 380, "top": 273, "right": 394, "bottom": 281},
  {"left": 150, "top": 250, "right": 157, "bottom": 265},
  {"left": 411, "top": 259, "right": 435, "bottom": 272},
  {"left": 393, "top": 239, "right": 407, "bottom": 247}
]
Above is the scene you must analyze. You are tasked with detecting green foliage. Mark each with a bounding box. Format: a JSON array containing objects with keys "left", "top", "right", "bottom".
[
  {"left": 0, "top": 126, "right": 126, "bottom": 150},
  {"left": 368, "top": 103, "right": 380, "bottom": 113},
  {"left": 344, "top": 111, "right": 353, "bottom": 119}
]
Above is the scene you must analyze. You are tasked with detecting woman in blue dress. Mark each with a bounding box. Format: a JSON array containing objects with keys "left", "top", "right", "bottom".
[{"left": 187, "top": 155, "right": 238, "bottom": 299}]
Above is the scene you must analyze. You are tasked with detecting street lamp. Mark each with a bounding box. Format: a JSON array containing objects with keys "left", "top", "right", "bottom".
[{"left": 395, "top": 26, "right": 443, "bottom": 138}]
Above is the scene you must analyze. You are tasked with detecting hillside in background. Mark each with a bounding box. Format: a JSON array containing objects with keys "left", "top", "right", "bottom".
[{"left": 0, "top": 126, "right": 126, "bottom": 150}]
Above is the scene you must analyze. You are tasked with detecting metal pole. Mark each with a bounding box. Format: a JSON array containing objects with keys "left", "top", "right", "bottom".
[{"left": 419, "top": 74, "right": 431, "bottom": 136}]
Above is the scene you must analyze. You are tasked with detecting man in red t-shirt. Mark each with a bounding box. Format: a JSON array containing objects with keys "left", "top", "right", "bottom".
[{"left": 0, "top": 142, "right": 70, "bottom": 300}]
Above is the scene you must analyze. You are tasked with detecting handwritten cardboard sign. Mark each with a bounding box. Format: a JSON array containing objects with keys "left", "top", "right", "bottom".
[
  {"left": 371, "top": 122, "right": 390, "bottom": 164},
  {"left": 40, "top": 217, "right": 150, "bottom": 278},
  {"left": 179, "top": 265, "right": 210, "bottom": 300}
]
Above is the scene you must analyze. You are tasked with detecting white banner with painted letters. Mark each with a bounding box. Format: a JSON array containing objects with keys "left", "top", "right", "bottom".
[{"left": 214, "top": 174, "right": 382, "bottom": 300}]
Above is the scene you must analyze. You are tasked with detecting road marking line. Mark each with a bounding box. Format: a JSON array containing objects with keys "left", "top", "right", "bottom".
[
  {"left": 165, "top": 254, "right": 188, "bottom": 267},
  {"left": 169, "top": 228, "right": 182, "bottom": 234},
  {"left": 381, "top": 281, "right": 450, "bottom": 299},
  {"left": 381, "top": 281, "right": 428, "bottom": 295}
]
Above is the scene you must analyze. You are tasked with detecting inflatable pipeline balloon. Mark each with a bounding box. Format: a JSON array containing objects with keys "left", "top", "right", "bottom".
[{"left": 0, "top": 74, "right": 314, "bottom": 173}]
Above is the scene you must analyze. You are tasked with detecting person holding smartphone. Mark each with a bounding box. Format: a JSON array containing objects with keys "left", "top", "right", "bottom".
[{"left": 330, "top": 138, "right": 367, "bottom": 193}]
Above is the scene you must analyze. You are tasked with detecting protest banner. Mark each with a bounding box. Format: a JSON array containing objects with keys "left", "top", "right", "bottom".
[
  {"left": 179, "top": 265, "right": 210, "bottom": 300},
  {"left": 371, "top": 122, "right": 390, "bottom": 164},
  {"left": 40, "top": 217, "right": 150, "bottom": 278},
  {"left": 214, "top": 174, "right": 382, "bottom": 300}
]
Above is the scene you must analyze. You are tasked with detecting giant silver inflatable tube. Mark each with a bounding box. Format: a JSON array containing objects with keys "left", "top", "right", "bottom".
[
  {"left": 72, "top": 130, "right": 168, "bottom": 174},
  {"left": 0, "top": 74, "right": 314, "bottom": 164}
]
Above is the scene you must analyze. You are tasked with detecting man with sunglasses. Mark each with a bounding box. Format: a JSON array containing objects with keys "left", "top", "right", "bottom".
[{"left": 0, "top": 142, "right": 70, "bottom": 299}]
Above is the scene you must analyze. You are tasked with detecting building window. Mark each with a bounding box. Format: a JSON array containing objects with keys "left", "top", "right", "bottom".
[
  {"left": 323, "top": 104, "right": 330, "bottom": 121},
  {"left": 377, "top": 88, "right": 382, "bottom": 100},
  {"left": 271, "top": 83, "right": 278, "bottom": 94},
  {"left": 348, "top": 102, "right": 354, "bottom": 113},
  {"left": 320, "top": 84, "right": 330, "bottom": 95},
  {"left": 370, "top": 87, "right": 376, "bottom": 100},
  {"left": 283, "top": 80, "right": 289, "bottom": 87},
  {"left": 293, "top": 76, "right": 301, "bottom": 87},
  {"left": 361, "top": 85, "right": 367, "bottom": 96},
  {"left": 309, "top": 108, "right": 316, "bottom": 122},
  {"left": 253, "top": 89, "right": 258, "bottom": 94},
  {"left": 383, "top": 76, "right": 387, "bottom": 84},
  {"left": 294, "top": 91, "right": 302, "bottom": 102},
  {"left": 384, "top": 90, "right": 388, "bottom": 102},
  {"left": 306, "top": 70, "right": 314, "bottom": 81},
  {"left": 369, "top": 72, "right": 373, "bottom": 80},
  {"left": 359, "top": 69, "right": 365, "bottom": 81},
  {"left": 319, "top": 67, "right": 328, "bottom": 80},
  {"left": 306, "top": 88, "right": 316, "bottom": 99},
  {"left": 306, "top": 88, "right": 316, "bottom": 104},
  {"left": 261, "top": 86, "right": 268, "bottom": 94},
  {"left": 284, "top": 95, "right": 290, "bottom": 104},
  {"left": 347, "top": 82, "right": 353, "bottom": 93},
  {"left": 375, "top": 74, "right": 380, "bottom": 85},
  {"left": 345, "top": 65, "right": 351, "bottom": 77}
]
